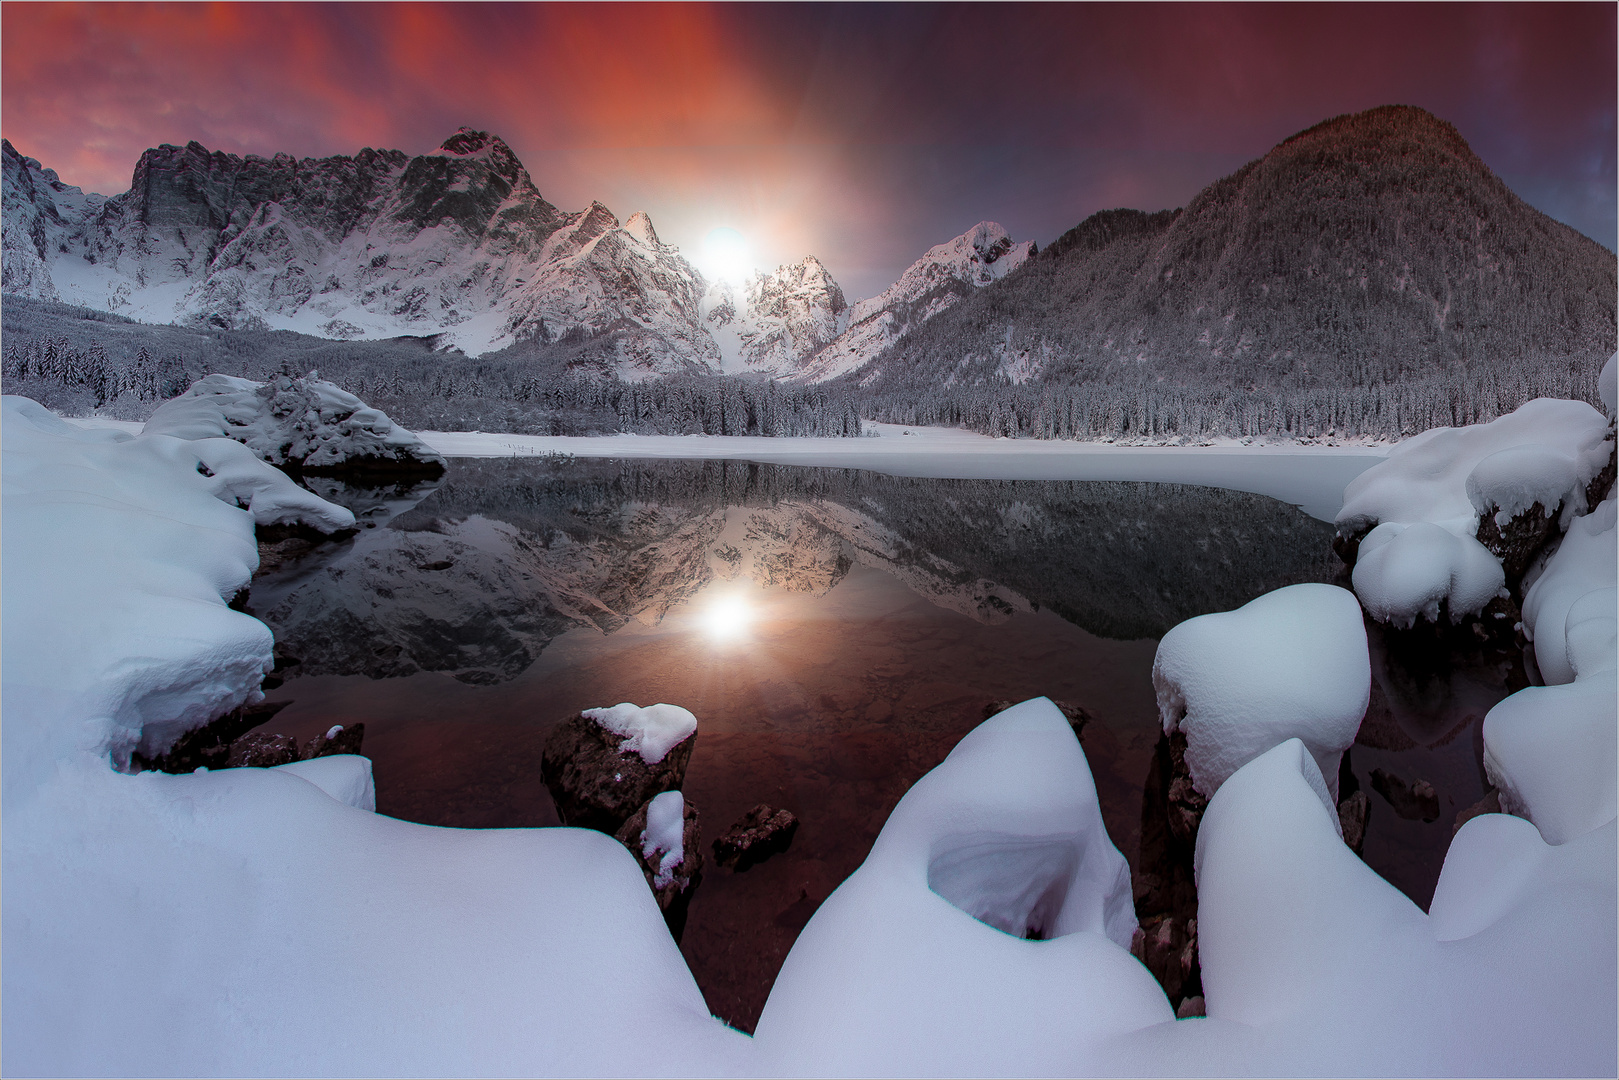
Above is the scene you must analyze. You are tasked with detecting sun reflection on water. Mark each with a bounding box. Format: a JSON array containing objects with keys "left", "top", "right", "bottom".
[{"left": 699, "top": 591, "right": 755, "bottom": 641}]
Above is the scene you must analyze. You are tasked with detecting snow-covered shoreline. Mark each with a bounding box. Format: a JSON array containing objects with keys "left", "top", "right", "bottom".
[{"left": 66, "top": 415, "right": 1389, "bottom": 521}]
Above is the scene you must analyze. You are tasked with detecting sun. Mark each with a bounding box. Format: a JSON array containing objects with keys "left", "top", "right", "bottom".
[
  {"left": 699, "top": 591, "right": 755, "bottom": 641},
  {"left": 697, "top": 227, "right": 754, "bottom": 285}
]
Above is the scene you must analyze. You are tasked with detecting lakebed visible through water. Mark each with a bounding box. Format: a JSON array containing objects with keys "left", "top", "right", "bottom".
[{"left": 250, "top": 457, "right": 1517, "bottom": 1031}]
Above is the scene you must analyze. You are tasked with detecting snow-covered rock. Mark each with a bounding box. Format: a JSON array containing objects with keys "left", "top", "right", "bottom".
[
  {"left": 701, "top": 256, "right": 849, "bottom": 377},
  {"left": 751, "top": 697, "right": 1158, "bottom": 1075},
  {"left": 271, "top": 754, "right": 377, "bottom": 812},
  {"left": 1152, "top": 584, "right": 1369, "bottom": 802},
  {"left": 1, "top": 132, "right": 720, "bottom": 373},
  {"left": 1338, "top": 398, "right": 1611, "bottom": 543},
  {"left": 145, "top": 373, "right": 446, "bottom": 477},
  {"left": 1351, "top": 520, "right": 1506, "bottom": 627},
  {"left": 795, "top": 222, "right": 1035, "bottom": 383}
]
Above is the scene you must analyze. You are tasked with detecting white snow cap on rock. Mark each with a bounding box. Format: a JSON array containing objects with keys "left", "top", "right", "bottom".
[
  {"left": 1465, "top": 444, "right": 1584, "bottom": 526},
  {"left": 582, "top": 702, "right": 697, "bottom": 764},
  {"left": 641, "top": 790, "right": 686, "bottom": 887},
  {"left": 1338, "top": 397, "right": 1611, "bottom": 536},
  {"left": 145, "top": 373, "right": 446, "bottom": 474},
  {"left": 1351, "top": 521, "right": 1506, "bottom": 627},
  {"left": 1153, "top": 583, "right": 1369, "bottom": 804},
  {"left": 271, "top": 754, "right": 376, "bottom": 812}
]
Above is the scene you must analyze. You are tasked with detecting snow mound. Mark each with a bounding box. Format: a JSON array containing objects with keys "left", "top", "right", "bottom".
[
  {"left": 1351, "top": 521, "right": 1506, "bottom": 627},
  {"left": 1465, "top": 444, "right": 1582, "bottom": 526},
  {"left": 1521, "top": 497, "right": 1618, "bottom": 685},
  {"left": 1152, "top": 584, "right": 1369, "bottom": 802},
  {"left": 144, "top": 373, "right": 446, "bottom": 476},
  {"left": 641, "top": 790, "right": 686, "bottom": 887},
  {"left": 1173, "top": 738, "right": 1617, "bottom": 1075},
  {"left": 582, "top": 702, "right": 698, "bottom": 765},
  {"left": 751, "top": 697, "right": 1160, "bottom": 1075},
  {"left": 271, "top": 754, "right": 377, "bottom": 812},
  {"left": 1337, "top": 397, "right": 1610, "bottom": 536}
]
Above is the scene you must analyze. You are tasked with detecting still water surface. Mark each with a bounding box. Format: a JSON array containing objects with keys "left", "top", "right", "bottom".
[{"left": 251, "top": 458, "right": 1514, "bottom": 1030}]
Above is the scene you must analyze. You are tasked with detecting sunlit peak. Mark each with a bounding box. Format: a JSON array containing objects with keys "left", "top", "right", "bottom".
[
  {"left": 700, "top": 591, "right": 755, "bottom": 641},
  {"left": 698, "top": 227, "right": 754, "bottom": 285}
]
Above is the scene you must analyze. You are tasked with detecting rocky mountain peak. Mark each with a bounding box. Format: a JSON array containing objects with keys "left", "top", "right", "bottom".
[{"left": 623, "top": 211, "right": 660, "bottom": 247}]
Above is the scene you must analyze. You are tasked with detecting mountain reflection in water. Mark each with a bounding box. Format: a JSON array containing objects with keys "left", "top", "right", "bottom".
[{"left": 255, "top": 458, "right": 1510, "bottom": 1033}]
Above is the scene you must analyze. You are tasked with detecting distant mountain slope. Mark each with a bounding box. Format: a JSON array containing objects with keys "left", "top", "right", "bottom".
[
  {"left": 2, "top": 130, "right": 718, "bottom": 376},
  {"left": 797, "top": 221, "right": 1034, "bottom": 383},
  {"left": 856, "top": 106, "right": 1616, "bottom": 394}
]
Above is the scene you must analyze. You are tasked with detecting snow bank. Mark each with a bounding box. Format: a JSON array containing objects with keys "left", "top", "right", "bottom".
[
  {"left": 144, "top": 373, "right": 447, "bottom": 475},
  {"left": 1, "top": 395, "right": 349, "bottom": 791},
  {"left": 3, "top": 394, "right": 747, "bottom": 1076},
  {"left": 642, "top": 790, "right": 687, "bottom": 887},
  {"left": 1337, "top": 398, "right": 1610, "bottom": 537},
  {"left": 750, "top": 698, "right": 1164, "bottom": 1075},
  {"left": 583, "top": 702, "right": 698, "bottom": 764},
  {"left": 1152, "top": 584, "right": 1369, "bottom": 802},
  {"left": 1482, "top": 495, "right": 1617, "bottom": 847},
  {"left": 1351, "top": 521, "right": 1506, "bottom": 627}
]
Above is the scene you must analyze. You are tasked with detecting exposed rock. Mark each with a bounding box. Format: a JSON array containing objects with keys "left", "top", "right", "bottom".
[
  {"left": 1131, "top": 914, "right": 1200, "bottom": 1008},
  {"left": 1338, "top": 790, "right": 1370, "bottom": 855},
  {"left": 1175, "top": 995, "right": 1207, "bottom": 1019},
  {"left": 983, "top": 698, "right": 1093, "bottom": 743},
  {"left": 1133, "top": 731, "right": 1202, "bottom": 1010},
  {"left": 132, "top": 700, "right": 290, "bottom": 773},
  {"left": 1453, "top": 789, "right": 1503, "bottom": 837},
  {"left": 540, "top": 712, "right": 695, "bottom": 833},
  {"left": 615, "top": 796, "right": 703, "bottom": 942},
  {"left": 712, "top": 805, "right": 799, "bottom": 871},
  {"left": 225, "top": 731, "right": 301, "bottom": 768},
  {"left": 303, "top": 723, "right": 365, "bottom": 760},
  {"left": 1370, "top": 767, "right": 1441, "bottom": 822},
  {"left": 1473, "top": 503, "right": 1566, "bottom": 587},
  {"left": 1164, "top": 729, "right": 1209, "bottom": 845}
]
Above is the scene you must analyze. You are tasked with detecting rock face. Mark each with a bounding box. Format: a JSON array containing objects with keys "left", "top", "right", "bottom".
[
  {"left": 225, "top": 731, "right": 301, "bottom": 768},
  {"left": 1337, "top": 790, "right": 1370, "bottom": 855},
  {"left": 1132, "top": 730, "right": 1203, "bottom": 1010},
  {"left": 712, "top": 805, "right": 799, "bottom": 871},
  {"left": 615, "top": 796, "right": 703, "bottom": 940},
  {"left": 0, "top": 131, "right": 718, "bottom": 373},
  {"left": 701, "top": 256, "right": 849, "bottom": 377},
  {"left": 132, "top": 701, "right": 291, "bottom": 773},
  {"left": 857, "top": 105, "right": 1616, "bottom": 395},
  {"left": 304, "top": 723, "right": 365, "bottom": 760},
  {"left": 1370, "top": 767, "right": 1441, "bottom": 822},
  {"left": 540, "top": 712, "right": 695, "bottom": 833}
]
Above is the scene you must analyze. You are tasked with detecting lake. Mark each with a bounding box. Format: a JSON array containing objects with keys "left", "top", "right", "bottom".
[{"left": 249, "top": 456, "right": 1518, "bottom": 1031}]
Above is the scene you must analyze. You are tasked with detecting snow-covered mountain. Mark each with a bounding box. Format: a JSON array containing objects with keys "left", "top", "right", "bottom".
[
  {"left": 701, "top": 256, "right": 849, "bottom": 377},
  {"left": 2, "top": 130, "right": 720, "bottom": 377},
  {"left": 795, "top": 222, "right": 1034, "bottom": 383}
]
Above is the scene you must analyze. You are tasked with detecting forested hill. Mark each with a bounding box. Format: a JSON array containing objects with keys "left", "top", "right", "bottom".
[{"left": 856, "top": 105, "right": 1616, "bottom": 420}]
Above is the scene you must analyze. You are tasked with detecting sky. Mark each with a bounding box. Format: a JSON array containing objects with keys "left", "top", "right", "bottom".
[{"left": 3, "top": 2, "right": 1614, "bottom": 301}]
